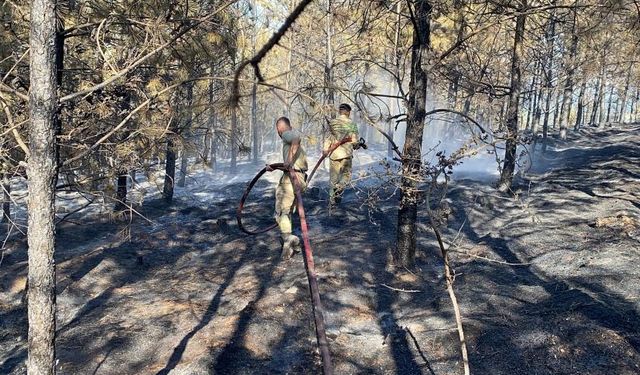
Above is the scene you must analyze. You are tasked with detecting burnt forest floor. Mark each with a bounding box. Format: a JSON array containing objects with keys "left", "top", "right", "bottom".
[{"left": 1, "top": 124, "right": 639, "bottom": 374}]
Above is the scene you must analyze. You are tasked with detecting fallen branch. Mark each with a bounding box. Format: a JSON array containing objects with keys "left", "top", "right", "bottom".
[{"left": 380, "top": 283, "right": 422, "bottom": 293}]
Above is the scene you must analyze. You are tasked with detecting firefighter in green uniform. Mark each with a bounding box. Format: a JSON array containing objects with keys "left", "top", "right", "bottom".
[
  {"left": 324, "top": 103, "right": 359, "bottom": 209},
  {"left": 268, "top": 116, "right": 308, "bottom": 259}
]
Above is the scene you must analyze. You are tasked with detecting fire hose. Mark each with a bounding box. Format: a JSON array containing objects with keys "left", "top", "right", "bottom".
[{"left": 236, "top": 137, "right": 356, "bottom": 375}]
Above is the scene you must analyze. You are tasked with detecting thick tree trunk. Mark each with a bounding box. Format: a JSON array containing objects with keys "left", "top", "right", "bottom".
[
  {"left": 163, "top": 140, "right": 176, "bottom": 204},
  {"left": 395, "top": 0, "right": 431, "bottom": 268},
  {"left": 498, "top": 2, "right": 526, "bottom": 192},
  {"left": 27, "top": 0, "right": 59, "bottom": 373},
  {"left": 1, "top": 173, "right": 9, "bottom": 223}
]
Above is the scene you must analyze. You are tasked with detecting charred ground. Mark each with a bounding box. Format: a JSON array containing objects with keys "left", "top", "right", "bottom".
[{"left": 1, "top": 125, "right": 639, "bottom": 374}]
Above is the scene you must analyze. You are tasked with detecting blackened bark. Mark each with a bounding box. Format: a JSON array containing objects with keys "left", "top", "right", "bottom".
[
  {"left": 395, "top": 0, "right": 431, "bottom": 268},
  {"left": 114, "top": 172, "right": 127, "bottom": 211},
  {"left": 163, "top": 140, "right": 176, "bottom": 204},
  {"left": 498, "top": 1, "right": 526, "bottom": 192},
  {"left": 574, "top": 79, "right": 587, "bottom": 130},
  {"left": 27, "top": 0, "right": 58, "bottom": 373}
]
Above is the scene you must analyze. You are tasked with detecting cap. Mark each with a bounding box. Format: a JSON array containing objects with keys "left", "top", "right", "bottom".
[{"left": 338, "top": 103, "right": 352, "bottom": 112}]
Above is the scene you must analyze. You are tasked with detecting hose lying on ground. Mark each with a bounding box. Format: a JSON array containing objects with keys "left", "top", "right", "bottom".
[{"left": 235, "top": 137, "right": 357, "bottom": 375}]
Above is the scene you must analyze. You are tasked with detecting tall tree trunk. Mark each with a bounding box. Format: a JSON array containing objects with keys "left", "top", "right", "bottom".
[
  {"left": 203, "top": 126, "right": 211, "bottom": 165},
  {"left": 526, "top": 62, "right": 540, "bottom": 131},
  {"left": 552, "top": 88, "right": 562, "bottom": 129},
  {"left": 541, "top": 5, "right": 556, "bottom": 153},
  {"left": 617, "top": 65, "right": 632, "bottom": 123},
  {"left": 531, "top": 85, "right": 544, "bottom": 134},
  {"left": 596, "top": 79, "right": 607, "bottom": 127},
  {"left": 27, "top": 0, "right": 59, "bottom": 373},
  {"left": 202, "top": 76, "right": 212, "bottom": 166},
  {"left": 1, "top": 173, "right": 9, "bottom": 224},
  {"left": 588, "top": 80, "right": 599, "bottom": 126},
  {"left": 210, "top": 113, "right": 218, "bottom": 170},
  {"left": 630, "top": 87, "right": 640, "bottom": 122},
  {"left": 250, "top": 0, "right": 259, "bottom": 164},
  {"left": 591, "top": 64, "right": 606, "bottom": 127},
  {"left": 605, "top": 85, "right": 615, "bottom": 125},
  {"left": 560, "top": 5, "right": 578, "bottom": 139},
  {"left": 230, "top": 106, "right": 238, "bottom": 171},
  {"left": 322, "top": 0, "right": 335, "bottom": 154},
  {"left": 180, "top": 82, "right": 194, "bottom": 187},
  {"left": 395, "top": 0, "right": 431, "bottom": 268},
  {"left": 448, "top": 0, "right": 466, "bottom": 109},
  {"left": 574, "top": 79, "right": 587, "bottom": 131},
  {"left": 177, "top": 149, "right": 188, "bottom": 188},
  {"left": 163, "top": 140, "right": 176, "bottom": 204},
  {"left": 251, "top": 80, "right": 258, "bottom": 163},
  {"left": 388, "top": 0, "right": 401, "bottom": 159},
  {"left": 498, "top": 1, "right": 526, "bottom": 192},
  {"left": 541, "top": 88, "right": 552, "bottom": 152}
]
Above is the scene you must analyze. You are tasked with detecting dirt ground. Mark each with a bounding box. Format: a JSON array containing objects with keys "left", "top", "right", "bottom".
[{"left": 1, "top": 125, "right": 639, "bottom": 374}]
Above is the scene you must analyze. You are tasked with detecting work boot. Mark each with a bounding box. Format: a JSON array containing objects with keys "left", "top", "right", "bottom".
[{"left": 281, "top": 234, "right": 301, "bottom": 260}]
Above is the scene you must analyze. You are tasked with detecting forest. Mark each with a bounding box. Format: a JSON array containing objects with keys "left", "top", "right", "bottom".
[{"left": 1, "top": 0, "right": 639, "bottom": 374}]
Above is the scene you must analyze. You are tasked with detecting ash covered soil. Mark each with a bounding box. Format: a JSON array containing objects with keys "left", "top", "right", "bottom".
[{"left": 1, "top": 125, "right": 639, "bottom": 374}]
